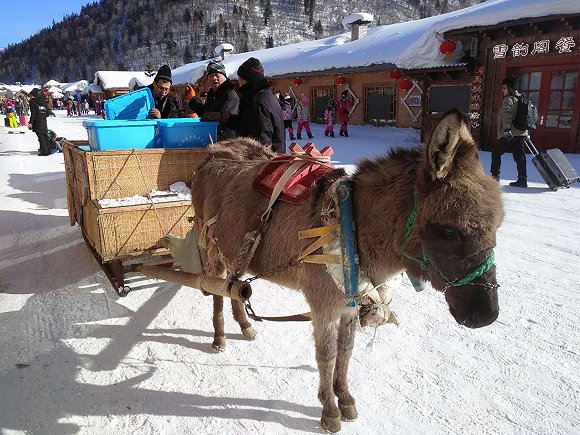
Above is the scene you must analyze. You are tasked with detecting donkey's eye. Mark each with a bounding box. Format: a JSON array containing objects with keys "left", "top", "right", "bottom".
[{"left": 442, "top": 227, "right": 455, "bottom": 234}]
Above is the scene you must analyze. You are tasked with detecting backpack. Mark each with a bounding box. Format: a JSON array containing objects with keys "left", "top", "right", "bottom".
[{"left": 512, "top": 95, "right": 538, "bottom": 131}]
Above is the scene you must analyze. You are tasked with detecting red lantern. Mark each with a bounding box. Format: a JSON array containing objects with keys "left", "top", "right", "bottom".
[
  {"left": 439, "top": 39, "right": 457, "bottom": 58},
  {"left": 399, "top": 79, "right": 413, "bottom": 92},
  {"left": 292, "top": 77, "right": 302, "bottom": 86},
  {"left": 335, "top": 76, "right": 347, "bottom": 85},
  {"left": 389, "top": 70, "right": 403, "bottom": 80}
]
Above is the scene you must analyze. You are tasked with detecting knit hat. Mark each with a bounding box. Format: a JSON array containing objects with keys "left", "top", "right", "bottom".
[
  {"left": 155, "top": 65, "right": 172, "bottom": 83},
  {"left": 502, "top": 77, "right": 517, "bottom": 90},
  {"left": 340, "top": 89, "right": 349, "bottom": 100},
  {"left": 29, "top": 88, "right": 41, "bottom": 97},
  {"left": 237, "top": 57, "right": 265, "bottom": 83},
  {"left": 207, "top": 60, "right": 227, "bottom": 78}
]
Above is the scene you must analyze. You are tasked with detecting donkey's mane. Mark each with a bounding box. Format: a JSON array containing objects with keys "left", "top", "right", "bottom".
[{"left": 353, "top": 147, "right": 423, "bottom": 180}]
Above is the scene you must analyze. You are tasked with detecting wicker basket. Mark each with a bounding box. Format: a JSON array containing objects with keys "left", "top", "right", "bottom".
[{"left": 63, "top": 141, "right": 207, "bottom": 262}]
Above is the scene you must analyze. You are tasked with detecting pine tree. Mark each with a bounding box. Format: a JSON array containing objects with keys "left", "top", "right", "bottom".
[{"left": 264, "top": 0, "right": 272, "bottom": 26}]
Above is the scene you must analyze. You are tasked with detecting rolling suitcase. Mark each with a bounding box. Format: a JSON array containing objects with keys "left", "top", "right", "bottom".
[{"left": 524, "top": 139, "right": 579, "bottom": 191}]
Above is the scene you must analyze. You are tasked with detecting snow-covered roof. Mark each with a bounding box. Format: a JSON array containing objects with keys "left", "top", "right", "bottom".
[
  {"left": 61, "top": 80, "right": 88, "bottom": 93},
  {"left": 94, "top": 71, "right": 152, "bottom": 89},
  {"left": 128, "top": 75, "right": 154, "bottom": 89},
  {"left": 44, "top": 79, "right": 62, "bottom": 88},
  {"left": 86, "top": 83, "right": 103, "bottom": 94},
  {"left": 171, "top": 0, "right": 579, "bottom": 85}
]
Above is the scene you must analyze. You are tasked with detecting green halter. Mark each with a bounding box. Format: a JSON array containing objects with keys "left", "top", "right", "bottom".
[{"left": 400, "top": 194, "right": 495, "bottom": 287}]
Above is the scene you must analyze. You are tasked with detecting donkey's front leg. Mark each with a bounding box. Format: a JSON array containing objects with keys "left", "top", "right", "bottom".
[
  {"left": 212, "top": 295, "right": 226, "bottom": 351},
  {"left": 231, "top": 299, "right": 257, "bottom": 339},
  {"left": 333, "top": 312, "right": 358, "bottom": 422},
  {"left": 313, "top": 318, "right": 341, "bottom": 433}
]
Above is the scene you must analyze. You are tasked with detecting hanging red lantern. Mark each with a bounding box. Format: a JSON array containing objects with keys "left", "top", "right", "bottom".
[
  {"left": 399, "top": 79, "right": 413, "bottom": 91},
  {"left": 292, "top": 77, "right": 302, "bottom": 86},
  {"left": 389, "top": 70, "right": 403, "bottom": 80},
  {"left": 335, "top": 76, "right": 347, "bottom": 85},
  {"left": 439, "top": 39, "right": 457, "bottom": 58}
]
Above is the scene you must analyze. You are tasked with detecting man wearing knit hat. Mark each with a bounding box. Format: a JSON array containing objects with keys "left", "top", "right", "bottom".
[
  {"left": 490, "top": 76, "right": 529, "bottom": 188},
  {"left": 147, "top": 64, "right": 179, "bottom": 118},
  {"left": 28, "top": 88, "right": 51, "bottom": 156},
  {"left": 236, "top": 57, "right": 285, "bottom": 153},
  {"left": 200, "top": 59, "right": 239, "bottom": 140}
]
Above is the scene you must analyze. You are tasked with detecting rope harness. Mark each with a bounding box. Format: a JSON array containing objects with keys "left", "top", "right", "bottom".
[{"left": 400, "top": 193, "right": 495, "bottom": 290}]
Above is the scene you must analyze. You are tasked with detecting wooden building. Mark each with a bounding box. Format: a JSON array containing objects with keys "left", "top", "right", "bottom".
[{"left": 441, "top": 13, "right": 580, "bottom": 153}]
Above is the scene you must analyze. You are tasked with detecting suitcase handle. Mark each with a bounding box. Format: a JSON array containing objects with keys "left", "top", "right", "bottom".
[{"left": 524, "top": 138, "right": 539, "bottom": 156}]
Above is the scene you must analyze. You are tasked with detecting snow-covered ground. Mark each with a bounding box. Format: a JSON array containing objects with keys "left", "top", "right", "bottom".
[{"left": 0, "top": 111, "right": 579, "bottom": 434}]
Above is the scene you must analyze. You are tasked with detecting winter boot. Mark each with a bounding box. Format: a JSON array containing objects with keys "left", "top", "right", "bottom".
[
  {"left": 297, "top": 133, "right": 302, "bottom": 140},
  {"left": 344, "top": 130, "right": 348, "bottom": 137},
  {"left": 339, "top": 130, "right": 344, "bottom": 136},
  {"left": 324, "top": 130, "right": 329, "bottom": 137},
  {"left": 330, "top": 131, "right": 335, "bottom": 138},
  {"left": 509, "top": 179, "right": 528, "bottom": 188},
  {"left": 307, "top": 132, "right": 314, "bottom": 139},
  {"left": 289, "top": 133, "right": 295, "bottom": 141}
]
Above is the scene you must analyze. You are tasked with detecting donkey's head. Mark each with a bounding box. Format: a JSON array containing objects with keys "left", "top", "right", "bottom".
[{"left": 408, "top": 110, "right": 504, "bottom": 328}]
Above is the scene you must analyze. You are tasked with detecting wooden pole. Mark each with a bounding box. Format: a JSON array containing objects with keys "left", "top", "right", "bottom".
[{"left": 136, "top": 265, "right": 252, "bottom": 301}]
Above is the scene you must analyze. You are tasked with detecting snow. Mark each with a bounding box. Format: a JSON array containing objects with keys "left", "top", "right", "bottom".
[
  {"left": 94, "top": 71, "right": 152, "bottom": 90},
  {"left": 172, "top": 0, "right": 580, "bottom": 85},
  {"left": 1, "top": 112, "right": 580, "bottom": 434},
  {"left": 341, "top": 13, "right": 374, "bottom": 31}
]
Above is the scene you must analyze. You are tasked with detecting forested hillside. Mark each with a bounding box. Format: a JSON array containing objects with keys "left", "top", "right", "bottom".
[{"left": 0, "top": 0, "right": 485, "bottom": 83}]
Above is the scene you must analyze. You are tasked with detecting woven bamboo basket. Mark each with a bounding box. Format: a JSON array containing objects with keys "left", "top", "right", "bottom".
[{"left": 63, "top": 141, "right": 207, "bottom": 262}]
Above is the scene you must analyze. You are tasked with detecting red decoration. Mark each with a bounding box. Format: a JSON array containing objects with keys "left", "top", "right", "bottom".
[
  {"left": 389, "top": 70, "right": 403, "bottom": 80},
  {"left": 292, "top": 77, "right": 303, "bottom": 86},
  {"left": 439, "top": 39, "right": 457, "bottom": 58},
  {"left": 335, "top": 76, "right": 347, "bottom": 85},
  {"left": 399, "top": 79, "right": 413, "bottom": 91}
]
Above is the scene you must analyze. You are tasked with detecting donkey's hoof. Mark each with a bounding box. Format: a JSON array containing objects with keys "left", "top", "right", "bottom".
[
  {"left": 212, "top": 336, "right": 226, "bottom": 352},
  {"left": 339, "top": 403, "right": 358, "bottom": 421},
  {"left": 241, "top": 325, "right": 257, "bottom": 340},
  {"left": 320, "top": 414, "right": 341, "bottom": 433}
]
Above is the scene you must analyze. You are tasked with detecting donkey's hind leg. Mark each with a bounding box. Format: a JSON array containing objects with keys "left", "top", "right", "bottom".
[
  {"left": 312, "top": 314, "right": 342, "bottom": 433},
  {"left": 212, "top": 295, "right": 226, "bottom": 351},
  {"left": 231, "top": 299, "right": 257, "bottom": 340},
  {"left": 333, "top": 312, "right": 358, "bottom": 421}
]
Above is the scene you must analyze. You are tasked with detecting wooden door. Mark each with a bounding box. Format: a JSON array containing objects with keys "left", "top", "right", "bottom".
[{"left": 513, "top": 66, "right": 580, "bottom": 153}]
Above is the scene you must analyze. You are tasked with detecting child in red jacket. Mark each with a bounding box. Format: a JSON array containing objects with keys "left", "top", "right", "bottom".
[{"left": 336, "top": 89, "right": 353, "bottom": 137}]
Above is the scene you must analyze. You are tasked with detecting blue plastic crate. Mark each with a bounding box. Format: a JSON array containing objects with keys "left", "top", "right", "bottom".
[
  {"left": 104, "top": 87, "right": 154, "bottom": 120},
  {"left": 156, "top": 119, "right": 218, "bottom": 148},
  {"left": 83, "top": 120, "right": 158, "bottom": 151}
]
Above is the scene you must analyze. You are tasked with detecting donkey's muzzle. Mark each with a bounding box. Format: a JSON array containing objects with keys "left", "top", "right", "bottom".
[{"left": 445, "top": 266, "right": 499, "bottom": 328}]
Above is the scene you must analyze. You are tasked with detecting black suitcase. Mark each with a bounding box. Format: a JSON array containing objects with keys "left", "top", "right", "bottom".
[{"left": 524, "top": 139, "right": 579, "bottom": 191}]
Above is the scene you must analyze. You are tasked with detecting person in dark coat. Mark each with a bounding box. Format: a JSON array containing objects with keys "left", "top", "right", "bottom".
[
  {"left": 236, "top": 57, "right": 285, "bottom": 153},
  {"left": 200, "top": 60, "right": 239, "bottom": 140},
  {"left": 147, "top": 65, "right": 179, "bottom": 119},
  {"left": 28, "top": 88, "right": 51, "bottom": 156},
  {"left": 490, "top": 76, "right": 529, "bottom": 188}
]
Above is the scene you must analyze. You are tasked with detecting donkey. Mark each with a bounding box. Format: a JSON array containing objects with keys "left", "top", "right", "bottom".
[{"left": 190, "top": 110, "right": 504, "bottom": 432}]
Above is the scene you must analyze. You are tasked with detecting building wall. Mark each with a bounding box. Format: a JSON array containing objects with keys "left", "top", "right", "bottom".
[{"left": 448, "top": 15, "right": 580, "bottom": 153}]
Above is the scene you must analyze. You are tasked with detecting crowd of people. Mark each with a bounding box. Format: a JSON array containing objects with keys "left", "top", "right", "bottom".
[
  {"left": 3, "top": 58, "right": 357, "bottom": 157},
  {"left": 147, "top": 58, "right": 356, "bottom": 155}
]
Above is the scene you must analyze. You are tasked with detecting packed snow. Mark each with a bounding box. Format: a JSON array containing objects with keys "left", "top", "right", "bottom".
[{"left": 0, "top": 111, "right": 579, "bottom": 434}]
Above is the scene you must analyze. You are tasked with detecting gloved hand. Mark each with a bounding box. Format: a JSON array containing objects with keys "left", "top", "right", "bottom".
[{"left": 502, "top": 129, "right": 513, "bottom": 140}]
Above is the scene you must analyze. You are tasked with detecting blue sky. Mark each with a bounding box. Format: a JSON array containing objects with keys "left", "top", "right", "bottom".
[{"left": 0, "top": 1, "right": 95, "bottom": 49}]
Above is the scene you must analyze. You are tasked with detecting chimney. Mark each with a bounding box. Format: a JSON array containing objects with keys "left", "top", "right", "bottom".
[
  {"left": 342, "top": 13, "right": 374, "bottom": 41},
  {"left": 214, "top": 43, "right": 234, "bottom": 60}
]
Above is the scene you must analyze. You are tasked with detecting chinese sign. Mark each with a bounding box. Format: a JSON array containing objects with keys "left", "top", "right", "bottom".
[
  {"left": 493, "top": 36, "right": 577, "bottom": 59},
  {"left": 469, "top": 66, "right": 485, "bottom": 129}
]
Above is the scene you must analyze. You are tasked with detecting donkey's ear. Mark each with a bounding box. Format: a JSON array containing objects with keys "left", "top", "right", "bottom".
[{"left": 426, "top": 110, "right": 473, "bottom": 180}]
